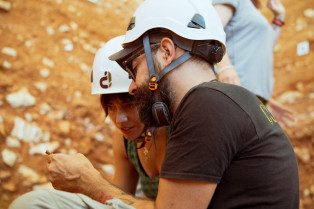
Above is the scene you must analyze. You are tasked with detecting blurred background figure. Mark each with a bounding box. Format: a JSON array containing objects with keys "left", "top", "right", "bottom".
[{"left": 213, "top": 0, "right": 295, "bottom": 130}]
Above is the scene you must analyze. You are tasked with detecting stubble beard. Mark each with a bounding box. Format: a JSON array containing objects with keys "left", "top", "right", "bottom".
[{"left": 134, "top": 56, "right": 175, "bottom": 128}]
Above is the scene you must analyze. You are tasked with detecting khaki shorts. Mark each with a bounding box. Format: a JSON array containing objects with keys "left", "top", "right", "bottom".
[{"left": 8, "top": 188, "right": 134, "bottom": 209}]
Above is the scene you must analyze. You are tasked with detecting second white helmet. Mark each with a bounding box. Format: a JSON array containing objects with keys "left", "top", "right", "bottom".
[{"left": 91, "top": 35, "right": 132, "bottom": 95}]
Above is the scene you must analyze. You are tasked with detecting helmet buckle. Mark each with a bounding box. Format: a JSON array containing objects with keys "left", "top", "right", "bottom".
[{"left": 149, "top": 74, "right": 160, "bottom": 90}]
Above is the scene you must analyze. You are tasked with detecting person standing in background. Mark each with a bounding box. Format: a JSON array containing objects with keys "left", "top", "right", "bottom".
[{"left": 213, "top": 0, "right": 295, "bottom": 129}]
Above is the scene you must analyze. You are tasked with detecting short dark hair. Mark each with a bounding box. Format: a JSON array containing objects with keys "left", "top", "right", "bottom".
[{"left": 100, "top": 93, "right": 134, "bottom": 116}]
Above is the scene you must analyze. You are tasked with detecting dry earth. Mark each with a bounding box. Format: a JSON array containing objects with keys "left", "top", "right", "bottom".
[{"left": 0, "top": 0, "right": 313, "bottom": 209}]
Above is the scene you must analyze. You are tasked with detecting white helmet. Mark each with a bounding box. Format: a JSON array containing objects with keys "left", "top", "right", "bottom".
[
  {"left": 91, "top": 35, "right": 132, "bottom": 95},
  {"left": 125, "top": 0, "right": 225, "bottom": 47},
  {"left": 110, "top": 0, "right": 226, "bottom": 63}
]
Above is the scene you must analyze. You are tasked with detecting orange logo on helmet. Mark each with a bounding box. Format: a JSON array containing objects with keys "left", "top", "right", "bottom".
[{"left": 100, "top": 71, "right": 112, "bottom": 89}]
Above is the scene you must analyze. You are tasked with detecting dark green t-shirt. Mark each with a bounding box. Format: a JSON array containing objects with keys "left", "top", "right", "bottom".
[{"left": 160, "top": 81, "right": 299, "bottom": 208}]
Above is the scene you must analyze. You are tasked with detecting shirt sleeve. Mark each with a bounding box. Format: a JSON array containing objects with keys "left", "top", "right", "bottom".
[
  {"left": 212, "top": 0, "right": 239, "bottom": 9},
  {"left": 160, "top": 87, "right": 249, "bottom": 183}
]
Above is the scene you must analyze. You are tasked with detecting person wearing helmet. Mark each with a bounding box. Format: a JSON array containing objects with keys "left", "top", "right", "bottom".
[
  {"left": 46, "top": 35, "right": 167, "bottom": 200},
  {"left": 8, "top": 36, "right": 167, "bottom": 209},
  {"left": 109, "top": 0, "right": 299, "bottom": 208},
  {"left": 213, "top": 0, "right": 295, "bottom": 130}
]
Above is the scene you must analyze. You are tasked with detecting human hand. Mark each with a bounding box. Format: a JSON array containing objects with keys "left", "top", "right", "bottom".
[
  {"left": 267, "top": 0, "right": 285, "bottom": 20},
  {"left": 218, "top": 68, "right": 241, "bottom": 86},
  {"left": 268, "top": 98, "right": 295, "bottom": 130},
  {"left": 47, "top": 153, "right": 96, "bottom": 193}
]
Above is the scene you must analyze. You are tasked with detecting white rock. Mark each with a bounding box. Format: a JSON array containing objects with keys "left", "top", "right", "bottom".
[
  {"left": 73, "top": 36, "right": 79, "bottom": 43},
  {"left": 68, "top": 5, "right": 76, "bottom": 13},
  {"left": 10, "top": 117, "right": 43, "bottom": 143},
  {"left": 2, "top": 149, "right": 17, "bottom": 167},
  {"left": 59, "top": 24, "right": 70, "bottom": 33},
  {"left": 16, "top": 35, "right": 24, "bottom": 41},
  {"left": 296, "top": 113, "right": 307, "bottom": 121},
  {"left": 34, "top": 82, "right": 48, "bottom": 92},
  {"left": 68, "top": 149, "right": 77, "bottom": 155},
  {"left": 295, "top": 19, "right": 307, "bottom": 31},
  {"left": 109, "top": 123, "right": 116, "bottom": 132},
  {"left": 99, "top": 41, "right": 106, "bottom": 48},
  {"left": 304, "top": 9, "right": 314, "bottom": 18},
  {"left": 297, "top": 41, "right": 310, "bottom": 56},
  {"left": 115, "top": 9, "right": 121, "bottom": 15},
  {"left": 64, "top": 138, "right": 72, "bottom": 146},
  {"left": 39, "top": 103, "right": 52, "bottom": 115},
  {"left": 46, "top": 26, "right": 55, "bottom": 35},
  {"left": 1, "top": 47, "right": 17, "bottom": 57},
  {"left": 276, "top": 91, "right": 304, "bottom": 104},
  {"left": 70, "top": 22, "right": 77, "bottom": 30},
  {"left": 61, "top": 39, "right": 72, "bottom": 44},
  {"left": 105, "top": 117, "right": 111, "bottom": 124},
  {"left": 64, "top": 43, "right": 73, "bottom": 51},
  {"left": 105, "top": 2, "right": 112, "bottom": 8},
  {"left": 309, "top": 93, "right": 314, "bottom": 99},
  {"left": 74, "top": 91, "right": 82, "bottom": 98},
  {"left": 40, "top": 68, "right": 50, "bottom": 78},
  {"left": 83, "top": 43, "right": 96, "bottom": 54},
  {"left": 87, "top": 0, "right": 98, "bottom": 3},
  {"left": 29, "top": 141, "right": 60, "bottom": 155},
  {"left": 79, "top": 31, "right": 88, "bottom": 38},
  {"left": 101, "top": 164, "right": 115, "bottom": 176},
  {"left": 25, "top": 40, "right": 32, "bottom": 48},
  {"left": 294, "top": 147, "right": 310, "bottom": 163},
  {"left": 107, "top": 148, "right": 113, "bottom": 157},
  {"left": 56, "top": 0, "right": 62, "bottom": 4},
  {"left": 6, "top": 87, "right": 36, "bottom": 108},
  {"left": 303, "top": 188, "right": 310, "bottom": 197},
  {"left": 6, "top": 136, "right": 21, "bottom": 148},
  {"left": 25, "top": 113, "right": 32, "bottom": 121},
  {"left": 79, "top": 63, "right": 91, "bottom": 73},
  {"left": 3, "top": 60, "right": 11, "bottom": 68},
  {"left": 42, "top": 57, "right": 54, "bottom": 68},
  {"left": 47, "top": 110, "right": 65, "bottom": 120},
  {"left": 84, "top": 118, "right": 94, "bottom": 130},
  {"left": 18, "top": 165, "right": 40, "bottom": 184},
  {"left": 0, "top": 0, "right": 11, "bottom": 11},
  {"left": 95, "top": 133, "right": 104, "bottom": 141}
]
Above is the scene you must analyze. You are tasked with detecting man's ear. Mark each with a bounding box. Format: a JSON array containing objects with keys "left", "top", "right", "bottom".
[{"left": 159, "top": 38, "right": 176, "bottom": 65}]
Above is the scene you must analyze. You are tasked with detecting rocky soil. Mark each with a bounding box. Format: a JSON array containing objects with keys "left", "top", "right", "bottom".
[{"left": 0, "top": 0, "right": 313, "bottom": 208}]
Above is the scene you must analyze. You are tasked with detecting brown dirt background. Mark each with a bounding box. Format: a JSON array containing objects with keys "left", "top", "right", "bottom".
[{"left": 0, "top": 0, "right": 313, "bottom": 208}]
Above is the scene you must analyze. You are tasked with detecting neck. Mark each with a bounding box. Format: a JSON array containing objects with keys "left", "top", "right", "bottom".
[{"left": 166, "top": 58, "right": 216, "bottom": 112}]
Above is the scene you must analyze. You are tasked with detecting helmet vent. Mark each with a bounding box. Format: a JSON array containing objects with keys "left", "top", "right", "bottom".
[
  {"left": 127, "top": 17, "right": 136, "bottom": 31},
  {"left": 187, "top": 14, "right": 205, "bottom": 29}
]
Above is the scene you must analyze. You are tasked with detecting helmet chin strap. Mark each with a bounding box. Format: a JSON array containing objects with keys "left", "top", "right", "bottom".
[
  {"left": 142, "top": 33, "right": 192, "bottom": 126},
  {"left": 143, "top": 33, "right": 192, "bottom": 85}
]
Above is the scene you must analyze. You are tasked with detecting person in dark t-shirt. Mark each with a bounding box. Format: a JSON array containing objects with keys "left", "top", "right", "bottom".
[{"left": 110, "top": 0, "right": 300, "bottom": 208}]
